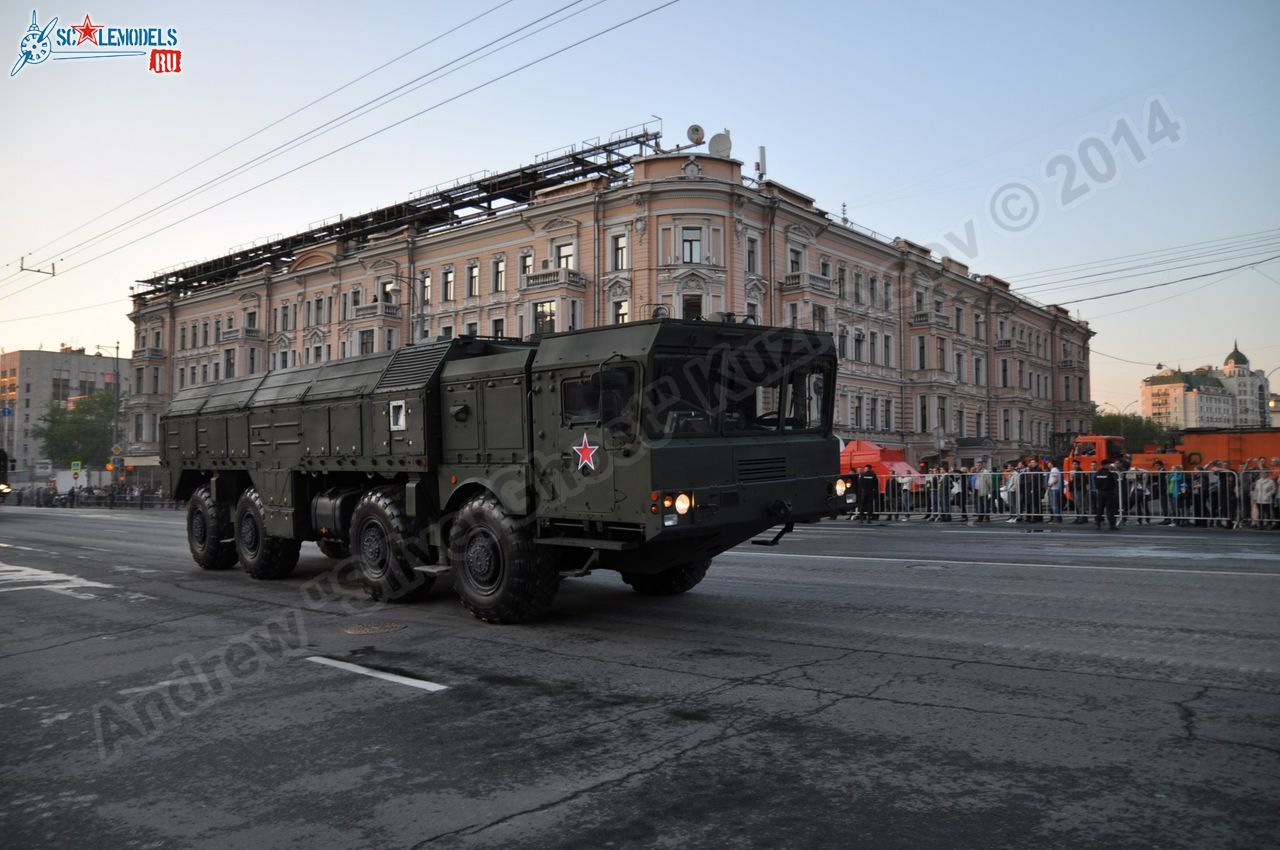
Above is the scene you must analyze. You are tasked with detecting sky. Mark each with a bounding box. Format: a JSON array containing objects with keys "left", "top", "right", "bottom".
[{"left": 1, "top": 0, "right": 1278, "bottom": 409}]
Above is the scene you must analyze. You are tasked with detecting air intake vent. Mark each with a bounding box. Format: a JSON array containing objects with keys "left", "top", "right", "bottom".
[
  {"left": 375, "top": 340, "right": 452, "bottom": 392},
  {"left": 736, "top": 456, "right": 787, "bottom": 483}
]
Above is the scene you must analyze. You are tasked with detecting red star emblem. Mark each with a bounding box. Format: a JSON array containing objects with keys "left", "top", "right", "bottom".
[
  {"left": 573, "top": 432, "right": 598, "bottom": 471},
  {"left": 72, "top": 14, "right": 102, "bottom": 46}
]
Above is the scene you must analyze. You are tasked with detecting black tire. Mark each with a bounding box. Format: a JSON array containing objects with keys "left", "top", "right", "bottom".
[
  {"left": 622, "top": 559, "right": 711, "bottom": 595},
  {"left": 449, "top": 493, "right": 558, "bottom": 624},
  {"left": 187, "top": 484, "right": 238, "bottom": 571},
  {"left": 317, "top": 538, "right": 351, "bottom": 560},
  {"left": 349, "top": 487, "right": 433, "bottom": 602},
  {"left": 234, "top": 487, "right": 301, "bottom": 580}
]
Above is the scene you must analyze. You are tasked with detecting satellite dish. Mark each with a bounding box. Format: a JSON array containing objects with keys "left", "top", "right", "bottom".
[
  {"left": 686, "top": 124, "right": 705, "bottom": 145},
  {"left": 651, "top": 305, "right": 671, "bottom": 319},
  {"left": 708, "top": 131, "right": 731, "bottom": 157}
]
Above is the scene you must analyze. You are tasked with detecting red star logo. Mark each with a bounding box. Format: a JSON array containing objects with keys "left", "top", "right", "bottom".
[
  {"left": 573, "top": 432, "right": 598, "bottom": 471},
  {"left": 72, "top": 14, "right": 102, "bottom": 46}
]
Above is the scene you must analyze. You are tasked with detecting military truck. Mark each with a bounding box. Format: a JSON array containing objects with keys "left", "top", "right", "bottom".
[{"left": 162, "top": 318, "right": 846, "bottom": 623}]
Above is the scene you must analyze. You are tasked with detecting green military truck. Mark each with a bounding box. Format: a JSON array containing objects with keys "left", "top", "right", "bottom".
[{"left": 163, "top": 318, "right": 846, "bottom": 623}]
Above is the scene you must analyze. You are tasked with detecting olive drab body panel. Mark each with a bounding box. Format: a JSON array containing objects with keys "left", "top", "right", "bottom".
[{"left": 163, "top": 320, "right": 845, "bottom": 623}]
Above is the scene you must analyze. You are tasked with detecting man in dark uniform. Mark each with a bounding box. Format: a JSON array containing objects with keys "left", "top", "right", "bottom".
[
  {"left": 857, "top": 465, "right": 880, "bottom": 523},
  {"left": 1094, "top": 461, "right": 1120, "bottom": 530}
]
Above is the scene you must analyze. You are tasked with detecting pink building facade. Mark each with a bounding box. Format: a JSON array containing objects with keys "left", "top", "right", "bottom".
[{"left": 127, "top": 131, "right": 1092, "bottom": 466}]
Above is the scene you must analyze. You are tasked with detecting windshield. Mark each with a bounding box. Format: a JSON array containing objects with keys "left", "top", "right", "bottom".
[{"left": 643, "top": 348, "right": 832, "bottom": 439}]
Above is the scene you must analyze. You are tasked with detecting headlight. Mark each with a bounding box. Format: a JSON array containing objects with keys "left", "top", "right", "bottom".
[
  {"left": 674, "top": 492, "right": 692, "bottom": 515},
  {"left": 834, "top": 478, "right": 847, "bottom": 497}
]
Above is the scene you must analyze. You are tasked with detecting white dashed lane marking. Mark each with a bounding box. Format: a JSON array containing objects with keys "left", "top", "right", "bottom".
[
  {"left": 305, "top": 656, "right": 449, "bottom": 692},
  {"left": 0, "top": 562, "right": 115, "bottom": 596}
]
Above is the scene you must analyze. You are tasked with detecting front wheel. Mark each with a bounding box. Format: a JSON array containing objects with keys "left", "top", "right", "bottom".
[
  {"left": 622, "top": 559, "right": 710, "bottom": 595},
  {"left": 234, "top": 488, "right": 301, "bottom": 580},
  {"left": 449, "top": 494, "right": 558, "bottom": 623}
]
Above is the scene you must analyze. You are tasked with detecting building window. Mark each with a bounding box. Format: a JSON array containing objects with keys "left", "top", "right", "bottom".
[
  {"left": 853, "top": 331, "right": 865, "bottom": 362},
  {"left": 916, "top": 337, "right": 926, "bottom": 370},
  {"left": 492, "top": 258, "right": 505, "bottom": 292},
  {"left": 466, "top": 265, "right": 479, "bottom": 297},
  {"left": 955, "top": 353, "right": 964, "bottom": 382},
  {"left": 883, "top": 334, "right": 892, "bottom": 367},
  {"left": 919, "top": 395, "right": 929, "bottom": 433},
  {"left": 314, "top": 296, "right": 324, "bottom": 324},
  {"left": 178, "top": 368, "right": 185, "bottom": 389},
  {"left": 179, "top": 327, "right": 187, "bottom": 350},
  {"left": 421, "top": 272, "right": 431, "bottom": 305},
  {"left": 854, "top": 396, "right": 863, "bottom": 429},
  {"left": 745, "top": 302, "right": 758, "bottom": 323},
  {"left": 974, "top": 356, "right": 984, "bottom": 386},
  {"left": 202, "top": 322, "right": 210, "bottom": 346},
  {"left": 976, "top": 410, "right": 985, "bottom": 437},
  {"left": 212, "top": 362, "right": 220, "bottom": 382},
  {"left": 214, "top": 319, "right": 222, "bottom": 343},
  {"left": 788, "top": 303, "right": 798, "bottom": 328},
  {"left": 190, "top": 365, "right": 196, "bottom": 385},
  {"left": 788, "top": 247, "right": 802, "bottom": 273},
  {"left": 680, "top": 228, "right": 702, "bottom": 264},
  {"left": 611, "top": 234, "right": 628, "bottom": 271},
  {"left": 812, "top": 305, "right": 827, "bottom": 332},
  {"left": 534, "top": 301, "right": 556, "bottom": 335},
  {"left": 683, "top": 293, "right": 703, "bottom": 321},
  {"left": 837, "top": 267, "right": 846, "bottom": 300},
  {"left": 492, "top": 318, "right": 505, "bottom": 338},
  {"left": 153, "top": 329, "right": 161, "bottom": 348},
  {"left": 869, "top": 275, "right": 878, "bottom": 305},
  {"left": 441, "top": 325, "right": 453, "bottom": 340},
  {"left": 954, "top": 307, "right": 964, "bottom": 334},
  {"left": 883, "top": 398, "right": 893, "bottom": 432},
  {"left": 613, "top": 300, "right": 630, "bottom": 324},
  {"left": 313, "top": 345, "right": 322, "bottom": 364},
  {"left": 520, "top": 253, "right": 533, "bottom": 278},
  {"left": 442, "top": 269, "right": 454, "bottom": 301},
  {"left": 224, "top": 350, "right": 235, "bottom": 380},
  {"left": 746, "top": 237, "right": 758, "bottom": 274},
  {"left": 136, "top": 367, "right": 144, "bottom": 392},
  {"left": 868, "top": 398, "right": 878, "bottom": 432},
  {"left": 134, "top": 414, "right": 143, "bottom": 442},
  {"left": 359, "top": 330, "right": 375, "bottom": 355},
  {"left": 247, "top": 310, "right": 258, "bottom": 330},
  {"left": 1001, "top": 359, "right": 1009, "bottom": 388},
  {"left": 466, "top": 322, "right": 478, "bottom": 337},
  {"left": 837, "top": 328, "right": 848, "bottom": 359},
  {"left": 555, "top": 243, "right": 575, "bottom": 270},
  {"left": 854, "top": 271, "right": 864, "bottom": 304},
  {"left": 869, "top": 331, "right": 878, "bottom": 365},
  {"left": 305, "top": 301, "right": 313, "bottom": 326},
  {"left": 248, "top": 348, "right": 258, "bottom": 375},
  {"left": 883, "top": 278, "right": 892, "bottom": 311},
  {"left": 385, "top": 329, "right": 396, "bottom": 351},
  {"left": 820, "top": 257, "right": 831, "bottom": 278}
]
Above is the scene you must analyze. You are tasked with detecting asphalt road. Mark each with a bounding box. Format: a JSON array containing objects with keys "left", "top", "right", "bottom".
[{"left": 2, "top": 505, "right": 1278, "bottom": 849}]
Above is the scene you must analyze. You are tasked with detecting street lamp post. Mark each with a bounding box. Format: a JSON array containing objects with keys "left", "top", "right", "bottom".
[
  {"left": 387, "top": 273, "right": 426, "bottom": 345},
  {"left": 93, "top": 342, "right": 121, "bottom": 476}
]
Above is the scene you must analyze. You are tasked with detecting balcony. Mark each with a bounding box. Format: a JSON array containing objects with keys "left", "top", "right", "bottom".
[
  {"left": 909, "top": 311, "right": 953, "bottom": 329},
  {"left": 994, "top": 338, "right": 1029, "bottom": 352},
  {"left": 780, "top": 272, "right": 832, "bottom": 293},
  {"left": 521, "top": 268, "right": 588, "bottom": 290},
  {"left": 218, "top": 327, "right": 263, "bottom": 342},
  {"left": 1059, "top": 357, "right": 1087, "bottom": 370},
  {"left": 131, "top": 347, "right": 166, "bottom": 361},
  {"left": 907, "top": 369, "right": 957, "bottom": 386},
  {"left": 353, "top": 302, "right": 403, "bottom": 320}
]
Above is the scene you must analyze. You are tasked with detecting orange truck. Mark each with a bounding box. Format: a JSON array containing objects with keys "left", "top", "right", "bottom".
[{"left": 1066, "top": 429, "right": 1280, "bottom": 470}]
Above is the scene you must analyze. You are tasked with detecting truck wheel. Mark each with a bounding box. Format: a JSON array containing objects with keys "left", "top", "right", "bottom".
[
  {"left": 622, "top": 559, "right": 710, "bottom": 595},
  {"left": 450, "top": 493, "right": 558, "bottom": 624},
  {"left": 234, "top": 488, "right": 300, "bottom": 580},
  {"left": 317, "top": 539, "right": 350, "bottom": 560},
  {"left": 349, "top": 487, "right": 433, "bottom": 602},
  {"left": 187, "top": 484, "right": 237, "bottom": 570}
]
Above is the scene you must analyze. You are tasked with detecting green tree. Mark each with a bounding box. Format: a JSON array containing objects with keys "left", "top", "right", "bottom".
[
  {"left": 30, "top": 390, "right": 118, "bottom": 468},
  {"left": 1090, "top": 412, "right": 1172, "bottom": 449}
]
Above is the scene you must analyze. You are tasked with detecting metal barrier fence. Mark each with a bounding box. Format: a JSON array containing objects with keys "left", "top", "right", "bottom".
[
  {"left": 844, "top": 469, "right": 1277, "bottom": 528},
  {"left": 4, "top": 489, "right": 181, "bottom": 510}
]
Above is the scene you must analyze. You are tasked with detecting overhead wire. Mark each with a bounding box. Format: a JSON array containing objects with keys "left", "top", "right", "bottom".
[
  {"left": 0, "top": 0, "right": 599, "bottom": 294},
  {"left": 0, "top": 0, "right": 682, "bottom": 315}
]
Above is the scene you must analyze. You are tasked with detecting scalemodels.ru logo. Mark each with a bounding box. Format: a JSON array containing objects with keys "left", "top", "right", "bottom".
[{"left": 10, "top": 9, "right": 182, "bottom": 77}]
